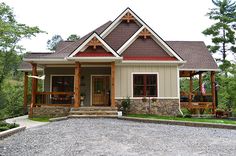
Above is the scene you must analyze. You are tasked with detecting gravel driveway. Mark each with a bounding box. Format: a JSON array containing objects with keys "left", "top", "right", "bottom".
[{"left": 0, "top": 118, "right": 236, "bottom": 156}]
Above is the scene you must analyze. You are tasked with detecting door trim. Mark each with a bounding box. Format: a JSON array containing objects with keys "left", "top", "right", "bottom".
[{"left": 90, "top": 75, "right": 111, "bottom": 106}]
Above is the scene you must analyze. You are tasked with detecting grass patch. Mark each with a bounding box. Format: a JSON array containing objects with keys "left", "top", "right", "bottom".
[
  {"left": 127, "top": 114, "right": 236, "bottom": 125},
  {"left": 0, "top": 121, "right": 19, "bottom": 132},
  {"left": 29, "top": 117, "right": 50, "bottom": 122}
]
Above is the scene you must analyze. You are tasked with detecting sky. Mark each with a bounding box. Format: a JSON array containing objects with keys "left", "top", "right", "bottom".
[{"left": 2, "top": 0, "right": 216, "bottom": 52}]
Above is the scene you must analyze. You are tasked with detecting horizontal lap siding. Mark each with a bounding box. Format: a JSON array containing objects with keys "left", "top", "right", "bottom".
[{"left": 115, "top": 65, "right": 178, "bottom": 98}]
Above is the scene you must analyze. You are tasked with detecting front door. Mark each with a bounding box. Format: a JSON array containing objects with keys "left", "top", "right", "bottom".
[{"left": 92, "top": 76, "right": 110, "bottom": 106}]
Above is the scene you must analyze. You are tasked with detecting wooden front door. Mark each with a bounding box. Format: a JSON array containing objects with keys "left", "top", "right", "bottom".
[{"left": 92, "top": 76, "right": 110, "bottom": 106}]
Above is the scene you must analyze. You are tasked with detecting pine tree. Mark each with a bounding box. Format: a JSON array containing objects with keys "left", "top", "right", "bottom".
[{"left": 203, "top": 0, "right": 236, "bottom": 77}]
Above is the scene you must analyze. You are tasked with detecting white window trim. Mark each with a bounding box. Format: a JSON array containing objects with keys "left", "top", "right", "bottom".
[{"left": 131, "top": 72, "right": 159, "bottom": 98}]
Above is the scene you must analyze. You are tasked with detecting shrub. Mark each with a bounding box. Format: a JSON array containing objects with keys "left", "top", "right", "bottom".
[
  {"left": 0, "top": 121, "right": 19, "bottom": 132},
  {"left": 0, "top": 126, "right": 9, "bottom": 132},
  {"left": 184, "top": 114, "right": 192, "bottom": 118},
  {"left": 120, "top": 97, "right": 131, "bottom": 115}
]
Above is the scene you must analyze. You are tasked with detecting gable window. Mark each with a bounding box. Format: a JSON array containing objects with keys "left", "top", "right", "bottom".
[
  {"left": 133, "top": 74, "right": 157, "bottom": 97},
  {"left": 51, "top": 76, "right": 74, "bottom": 92}
]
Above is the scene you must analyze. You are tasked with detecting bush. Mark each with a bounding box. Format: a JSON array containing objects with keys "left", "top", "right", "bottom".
[
  {"left": 0, "top": 126, "right": 9, "bottom": 132},
  {"left": 0, "top": 121, "right": 19, "bottom": 132},
  {"left": 184, "top": 114, "right": 192, "bottom": 118},
  {"left": 120, "top": 97, "right": 131, "bottom": 115},
  {"left": 0, "top": 82, "right": 24, "bottom": 118}
]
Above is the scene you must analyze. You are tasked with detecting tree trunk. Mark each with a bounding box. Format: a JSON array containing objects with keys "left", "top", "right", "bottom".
[{"left": 222, "top": 29, "right": 228, "bottom": 77}]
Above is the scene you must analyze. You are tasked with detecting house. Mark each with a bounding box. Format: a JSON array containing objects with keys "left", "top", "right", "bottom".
[{"left": 19, "top": 8, "right": 218, "bottom": 117}]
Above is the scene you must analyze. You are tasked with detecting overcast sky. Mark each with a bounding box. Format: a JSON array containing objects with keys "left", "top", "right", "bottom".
[{"left": 3, "top": 0, "right": 215, "bottom": 52}]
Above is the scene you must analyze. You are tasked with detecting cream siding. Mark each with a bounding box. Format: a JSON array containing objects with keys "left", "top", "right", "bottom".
[{"left": 115, "top": 65, "right": 178, "bottom": 98}]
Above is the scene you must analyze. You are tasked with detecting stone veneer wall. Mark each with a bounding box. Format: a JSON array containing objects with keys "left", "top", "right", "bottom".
[
  {"left": 32, "top": 106, "right": 70, "bottom": 118},
  {"left": 116, "top": 99, "right": 180, "bottom": 116}
]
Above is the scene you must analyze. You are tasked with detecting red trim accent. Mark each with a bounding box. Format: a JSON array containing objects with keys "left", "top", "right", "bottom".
[
  {"left": 75, "top": 52, "right": 114, "bottom": 57},
  {"left": 123, "top": 56, "right": 177, "bottom": 60}
]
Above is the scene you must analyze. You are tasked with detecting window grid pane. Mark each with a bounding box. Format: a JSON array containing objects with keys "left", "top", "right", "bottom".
[{"left": 133, "top": 74, "right": 157, "bottom": 97}]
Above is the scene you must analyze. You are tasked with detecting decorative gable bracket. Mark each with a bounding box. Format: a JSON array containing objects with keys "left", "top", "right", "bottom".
[
  {"left": 68, "top": 33, "right": 120, "bottom": 58},
  {"left": 87, "top": 37, "right": 102, "bottom": 49},
  {"left": 121, "top": 12, "right": 135, "bottom": 23},
  {"left": 139, "top": 28, "right": 151, "bottom": 39}
]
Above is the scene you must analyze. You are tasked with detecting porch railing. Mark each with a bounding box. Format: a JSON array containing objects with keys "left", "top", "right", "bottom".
[
  {"left": 180, "top": 92, "right": 213, "bottom": 110},
  {"left": 35, "top": 92, "right": 74, "bottom": 107}
]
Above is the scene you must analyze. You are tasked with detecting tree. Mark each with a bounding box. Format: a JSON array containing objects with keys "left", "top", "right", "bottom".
[
  {"left": 202, "top": 0, "right": 236, "bottom": 77},
  {"left": 67, "top": 34, "right": 80, "bottom": 41},
  {"left": 0, "top": 2, "right": 43, "bottom": 89},
  {"left": 47, "top": 34, "right": 80, "bottom": 50},
  {"left": 46, "top": 34, "right": 63, "bottom": 51}
]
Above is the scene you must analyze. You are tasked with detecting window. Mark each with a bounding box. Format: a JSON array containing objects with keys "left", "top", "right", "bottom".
[
  {"left": 51, "top": 76, "right": 74, "bottom": 92},
  {"left": 133, "top": 74, "right": 157, "bottom": 97}
]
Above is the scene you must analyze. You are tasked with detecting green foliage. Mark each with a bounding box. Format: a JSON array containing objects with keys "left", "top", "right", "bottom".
[
  {"left": 0, "top": 2, "right": 44, "bottom": 90},
  {"left": 120, "top": 97, "right": 131, "bottom": 115},
  {"left": 0, "top": 121, "right": 19, "bottom": 132},
  {"left": 202, "top": 0, "right": 236, "bottom": 75},
  {"left": 47, "top": 34, "right": 63, "bottom": 51},
  {"left": 216, "top": 64, "right": 236, "bottom": 110},
  {"left": 0, "top": 2, "right": 44, "bottom": 51},
  {"left": 0, "top": 81, "right": 24, "bottom": 119},
  {"left": 47, "top": 34, "right": 80, "bottom": 50},
  {"left": 67, "top": 34, "right": 80, "bottom": 41}
]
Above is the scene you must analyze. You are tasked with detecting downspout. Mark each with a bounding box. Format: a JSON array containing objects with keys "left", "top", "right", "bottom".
[{"left": 177, "top": 67, "right": 184, "bottom": 116}]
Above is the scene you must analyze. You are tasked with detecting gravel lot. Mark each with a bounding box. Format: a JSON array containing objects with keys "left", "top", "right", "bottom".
[{"left": 0, "top": 118, "right": 236, "bottom": 156}]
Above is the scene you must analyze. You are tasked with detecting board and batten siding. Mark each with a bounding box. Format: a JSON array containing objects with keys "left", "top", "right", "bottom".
[{"left": 115, "top": 65, "right": 178, "bottom": 98}]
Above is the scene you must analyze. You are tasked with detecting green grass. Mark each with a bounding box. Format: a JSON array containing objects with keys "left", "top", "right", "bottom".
[
  {"left": 29, "top": 117, "right": 50, "bottom": 122},
  {"left": 127, "top": 114, "right": 236, "bottom": 125}
]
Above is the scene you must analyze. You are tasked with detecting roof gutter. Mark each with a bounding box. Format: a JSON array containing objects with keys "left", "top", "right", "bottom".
[
  {"left": 179, "top": 68, "right": 220, "bottom": 71},
  {"left": 23, "top": 58, "right": 66, "bottom": 62},
  {"left": 121, "top": 60, "right": 186, "bottom": 64},
  {"left": 66, "top": 57, "right": 123, "bottom": 61}
]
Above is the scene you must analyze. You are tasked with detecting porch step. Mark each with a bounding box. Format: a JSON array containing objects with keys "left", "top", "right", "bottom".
[
  {"left": 68, "top": 115, "right": 118, "bottom": 118},
  {"left": 69, "top": 107, "right": 118, "bottom": 117},
  {"left": 71, "top": 107, "right": 118, "bottom": 111}
]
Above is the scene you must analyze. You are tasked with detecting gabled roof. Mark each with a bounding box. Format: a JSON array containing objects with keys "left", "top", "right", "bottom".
[
  {"left": 27, "top": 21, "right": 113, "bottom": 59},
  {"left": 117, "top": 26, "right": 183, "bottom": 61},
  {"left": 22, "top": 8, "right": 218, "bottom": 71},
  {"left": 100, "top": 8, "right": 183, "bottom": 61},
  {"left": 68, "top": 32, "right": 120, "bottom": 57}
]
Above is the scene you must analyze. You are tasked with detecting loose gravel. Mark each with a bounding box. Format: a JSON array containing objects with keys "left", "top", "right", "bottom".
[{"left": 0, "top": 118, "right": 236, "bottom": 156}]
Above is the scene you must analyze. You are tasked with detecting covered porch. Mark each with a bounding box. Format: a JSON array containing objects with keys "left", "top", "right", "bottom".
[
  {"left": 23, "top": 62, "right": 116, "bottom": 117},
  {"left": 179, "top": 70, "right": 217, "bottom": 114}
]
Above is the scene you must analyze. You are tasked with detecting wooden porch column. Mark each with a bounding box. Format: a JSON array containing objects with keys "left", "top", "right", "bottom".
[
  {"left": 29, "top": 63, "right": 37, "bottom": 118},
  {"left": 111, "top": 62, "right": 115, "bottom": 107},
  {"left": 74, "top": 62, "right": 81, "bottom": 108},
  {"left": 211, "top": 71, "right": 216, "bottom": 114},
  {"left": 23, "top": 72, "right": 28, "bottom": 114},
  {"left": 199, "top": 72, "right": 202, "bottom": 95},
  {"left": 189, "top": 74, "right": 193, "bottom": 104}
]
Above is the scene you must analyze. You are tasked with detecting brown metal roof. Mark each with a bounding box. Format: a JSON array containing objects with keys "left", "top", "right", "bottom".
[{"left": 167, "top": 41, "right": 218, "bottom": 70}]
